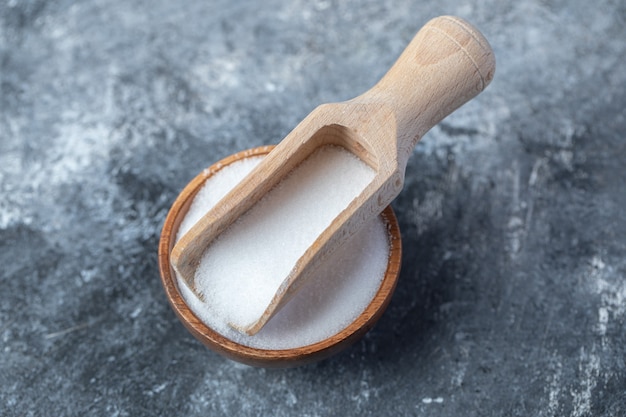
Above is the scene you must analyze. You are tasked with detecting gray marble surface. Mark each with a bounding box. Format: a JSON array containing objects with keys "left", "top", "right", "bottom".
[{"left": 1, "top": 1, "right": 625, "bottom": 416}]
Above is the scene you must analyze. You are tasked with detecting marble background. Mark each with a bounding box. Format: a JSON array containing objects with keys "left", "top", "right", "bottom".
[{"left": 1, "top": 0, "right": 625, "bottom": 415}]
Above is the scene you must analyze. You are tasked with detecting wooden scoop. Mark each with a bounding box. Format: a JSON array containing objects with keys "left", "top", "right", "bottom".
[{"left": 171, "top": 15, "right": 495, "bottom": 335}]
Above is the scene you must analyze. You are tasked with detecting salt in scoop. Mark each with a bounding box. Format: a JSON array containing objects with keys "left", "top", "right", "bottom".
[{"left": 171, "top": 15, "right": 495, "bottom": 335}]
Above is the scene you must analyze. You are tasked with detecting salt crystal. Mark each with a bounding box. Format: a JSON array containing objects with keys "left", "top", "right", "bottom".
[{"left": 175, "top": 145, "right": 390, "bottom": 349}]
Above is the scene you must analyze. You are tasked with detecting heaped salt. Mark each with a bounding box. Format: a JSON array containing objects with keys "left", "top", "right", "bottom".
[{"left": 175, "top": 146, "right": 390, "bottom": 349}]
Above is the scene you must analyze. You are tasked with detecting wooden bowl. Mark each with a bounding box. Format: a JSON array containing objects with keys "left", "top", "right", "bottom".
[{"left": 158, "top": 146, "right": 402, "bottom": 367}]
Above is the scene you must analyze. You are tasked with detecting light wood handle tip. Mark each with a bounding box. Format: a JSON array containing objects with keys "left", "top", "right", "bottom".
[{"left": 425, "top": 15, "right": 496, "bottom": 91}]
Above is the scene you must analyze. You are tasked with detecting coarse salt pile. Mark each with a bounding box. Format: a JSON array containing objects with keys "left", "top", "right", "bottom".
[{"left": 176, "top": 146, "right": 390, "bottom": 349}]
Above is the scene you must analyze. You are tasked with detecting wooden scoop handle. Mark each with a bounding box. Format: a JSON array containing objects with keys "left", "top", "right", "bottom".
[{"left": 358, "top": 15, "right": 495, "bottom": 170}]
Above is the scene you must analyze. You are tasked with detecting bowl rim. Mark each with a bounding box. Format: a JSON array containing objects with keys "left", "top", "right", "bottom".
[{"left": 158, "top": 145, "right": 402, "bottom": 367}]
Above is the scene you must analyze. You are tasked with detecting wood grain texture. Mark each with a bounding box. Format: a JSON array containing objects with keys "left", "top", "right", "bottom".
[
  {"left": 170, "top": 15, "right": 494, "bottom": 335},
  {"left": 158, "top": 146, "right": 402, "bottom": 367}
]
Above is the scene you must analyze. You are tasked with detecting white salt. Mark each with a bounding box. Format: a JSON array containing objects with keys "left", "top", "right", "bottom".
[
  {"left": 177, "top": 157, "right": 262, "bottom": 236},
  {"left": 175, "top": 146, "right": 390, "bottom": 349}
]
